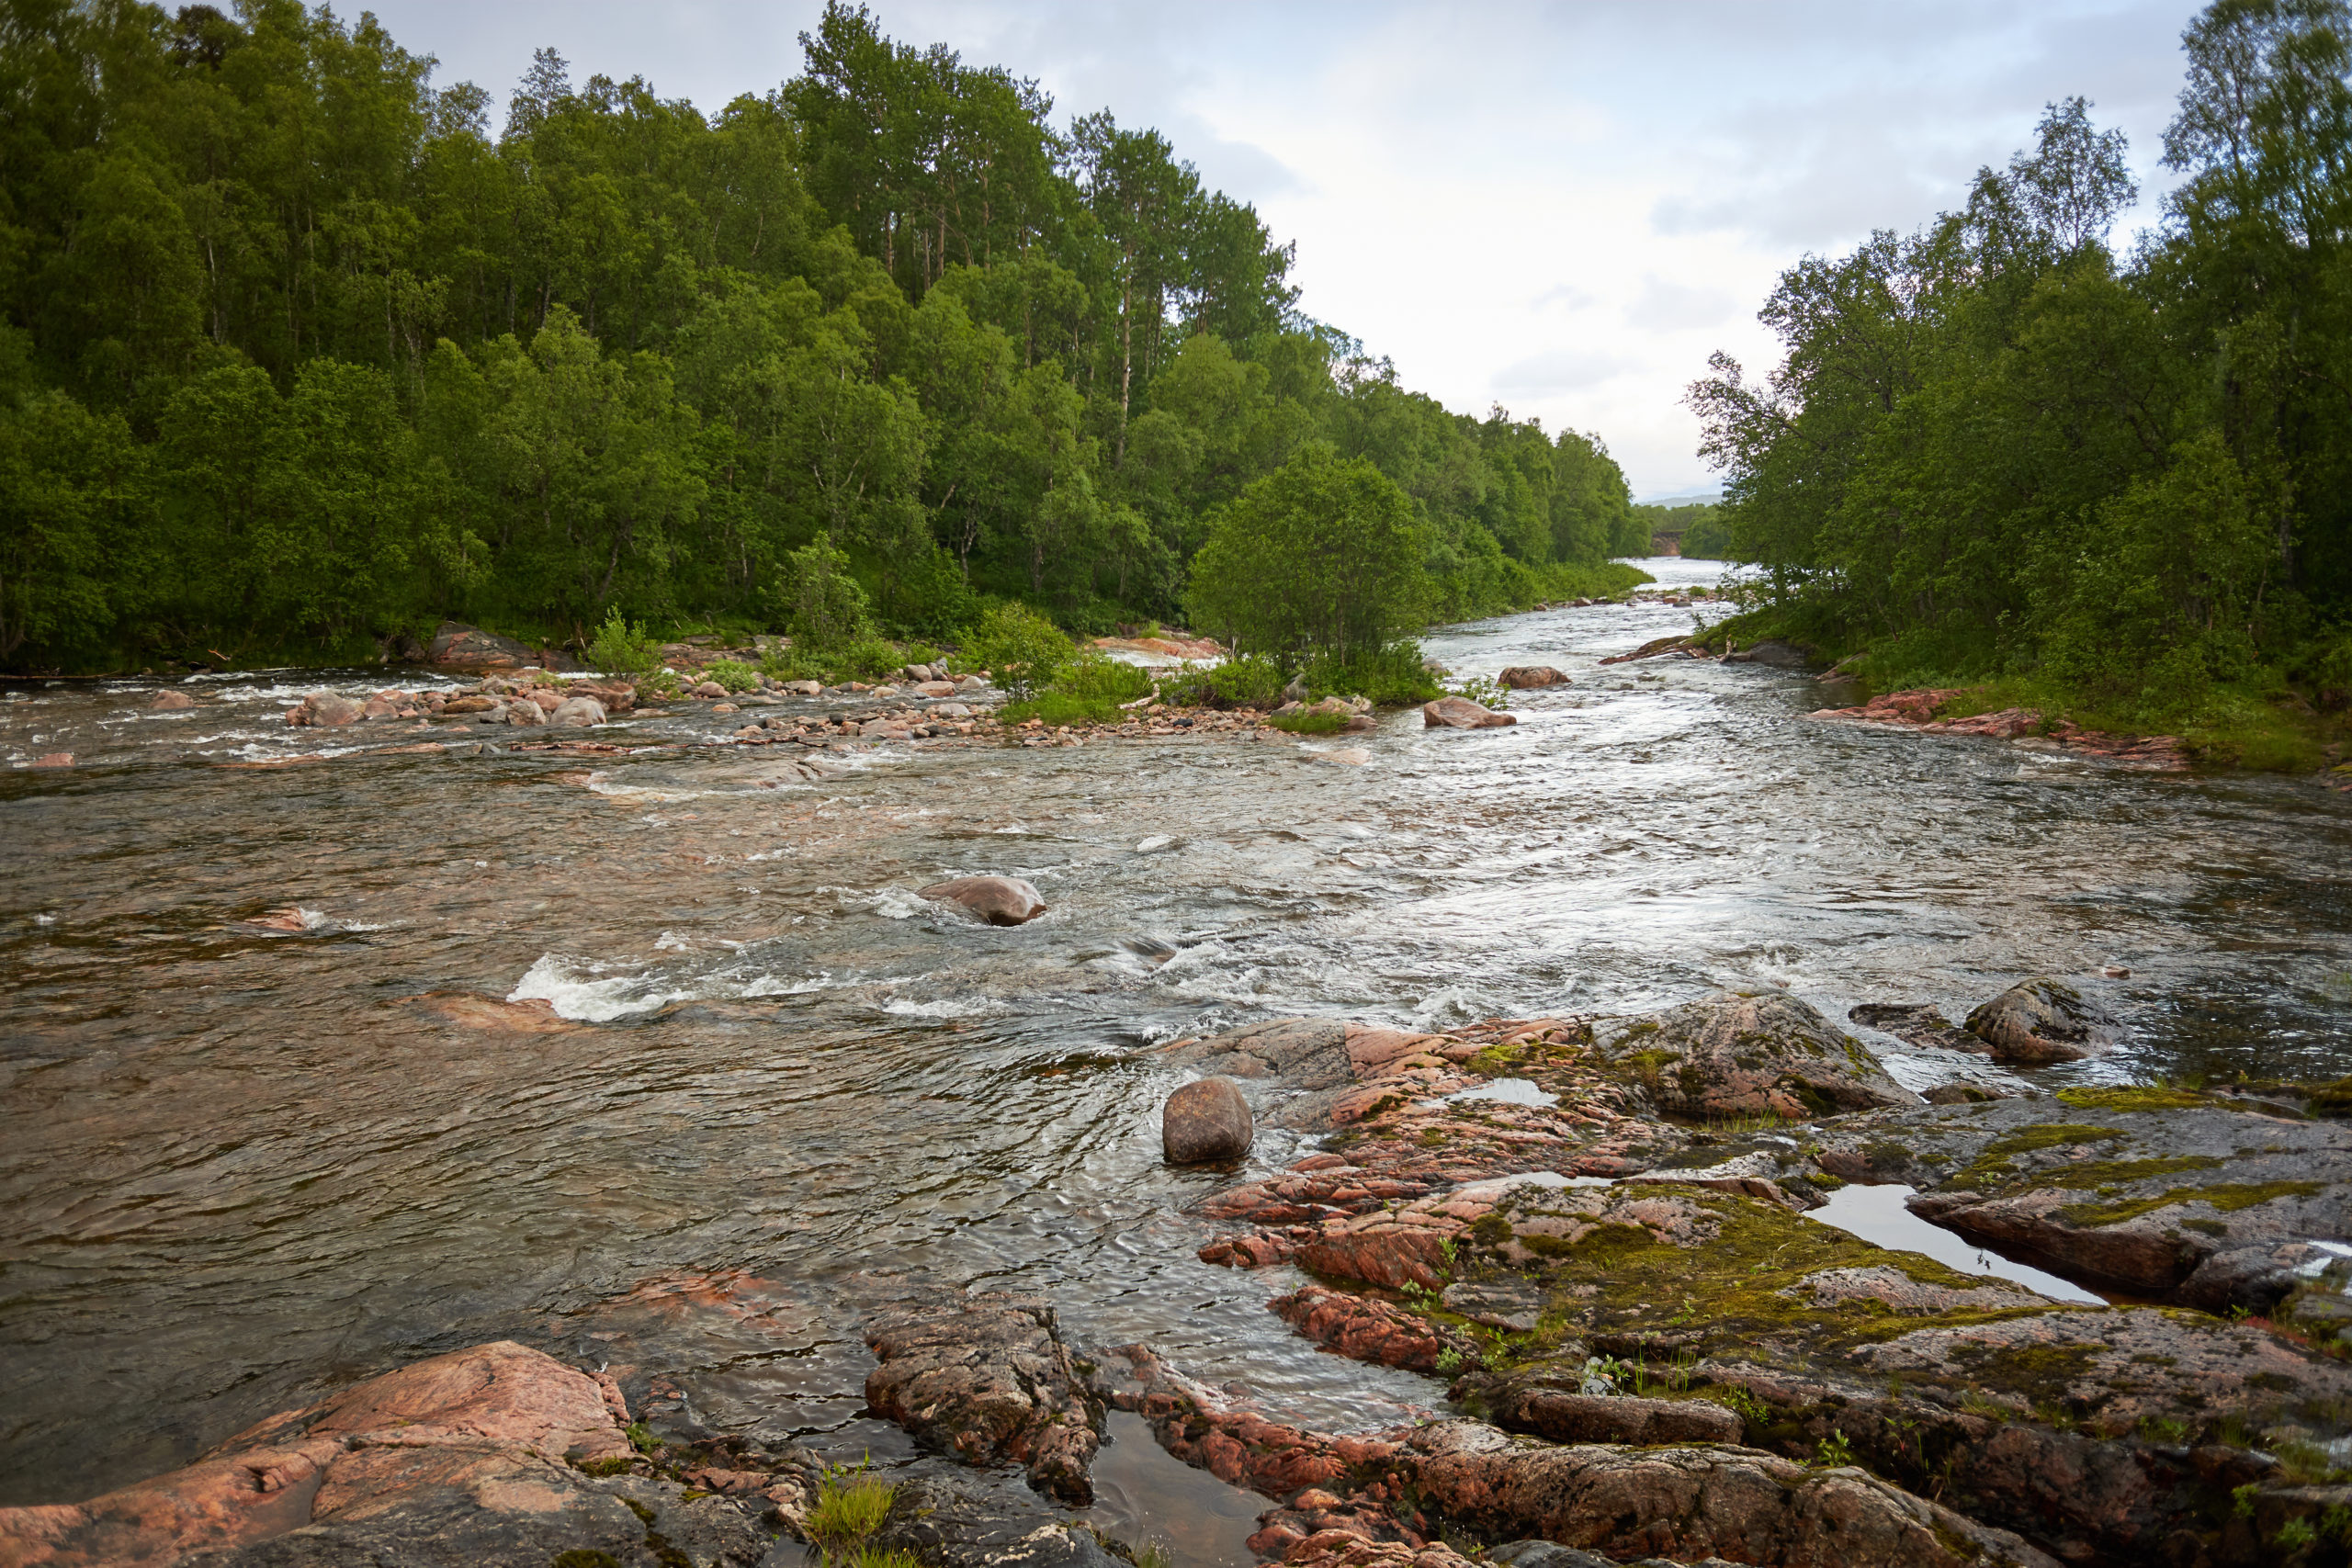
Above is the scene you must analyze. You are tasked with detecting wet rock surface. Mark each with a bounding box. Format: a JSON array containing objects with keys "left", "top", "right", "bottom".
[
  {"left": 1964, "top": 977, "right": 2117, "bottom": 1064},
  {"left": 872, "top": 1471, "right": 1125, "bottom": 1568},
  {"left": 920, "top": 875, "right": 1048, "bottom": 926},
  {"left": 0, "top": 1341, "right": 783, "bottom": 1568},
  {"left": 1422, "top": 696, "right": 1516, "bottom": 728},
  {"left": 861, "top": 1288, "right": 1105, "bottom": 1505},
  {"left": 1496, "top": 667, "right": 1571, "bottom": 689},
  {"left": 1591, "top": 990, "right": 1921, "bottom": 1118}
]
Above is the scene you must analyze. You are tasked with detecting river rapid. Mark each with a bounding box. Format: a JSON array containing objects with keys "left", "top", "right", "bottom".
[{"left": 5, "top": 557, "right": 2350, "bottom": 1527}]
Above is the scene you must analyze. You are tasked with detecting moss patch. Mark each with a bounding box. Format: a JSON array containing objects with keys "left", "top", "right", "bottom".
[
  {"left": 1949, "top": 1123, "right": 2126, "bottom": 1191},
  {"left": 2059, "top": 1180, "right": 2325, "bottom": 1227},
  {"left": 2055, "top": 1086, "right": 2293, "bottom": 1116}
]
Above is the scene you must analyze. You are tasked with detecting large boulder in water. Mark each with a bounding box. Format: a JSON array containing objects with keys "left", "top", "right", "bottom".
[
  {"left": 547, "top": 694, "right": 606, "bottom": 728},
  {"left": 1496, "top": 666, "right": 1570, "bottom": 689},
  {"left": 427, "top": 620, "right": 535, "bottom": 671},
  {"left": 920, "top": 874, "right": 1046, "bottom": 926},
  {"left": 287, "top": 691, "right": 362, "bottom": 727},
  {"left": 1724, "top": 638, "right": 1811, "bottom": 668},
  {"left": 1965, "top": 976, "right": 2114, "bottom": 1062},
  {"left": 1423, "top": 695, "right": 1515, "bottom": 728},
  {"left": 1163, "top": 1076, "right": 1253, "bottom": 1163},
  {"left": 1593, "top": 990, "right": 1921, "bottom": 1119}
]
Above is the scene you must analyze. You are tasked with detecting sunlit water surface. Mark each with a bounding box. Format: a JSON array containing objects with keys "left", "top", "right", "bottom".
[{"left": 5, "top": 558, "right": 2349, "bottom": 1517}]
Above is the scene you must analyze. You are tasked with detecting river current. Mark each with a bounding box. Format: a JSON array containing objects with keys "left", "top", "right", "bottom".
[{"left": 4, "top": 557, "right": 2349, "bottom": 1525}]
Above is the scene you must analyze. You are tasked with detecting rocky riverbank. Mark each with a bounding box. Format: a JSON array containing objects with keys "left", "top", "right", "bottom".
[{"left": 19, "top": 975, "right": 2352, "bottom": 1568}]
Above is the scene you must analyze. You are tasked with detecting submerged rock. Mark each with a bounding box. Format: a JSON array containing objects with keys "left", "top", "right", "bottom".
[
  {"left": 872, "top": 1470, "right": 1125, "bottom": 1568},
  {"left": 149, "top": 690, "right": 196, "bottom": 711},
  {"left": 1496, "top": 666, "right": 1571, "bottom": 689},
  {"left": 547, "top": 694, "right": 606, "bottom": 728},
  {"left": 1966, "top": 977, "right": 2115, "bottom": 1063},
  {"left": 1723, "top": 638, "right": 1811, "bottom": 668},
  {"left": 860, "top": 1288, "right": 1104, "bottom": 1505},
  {"left": 1162, "top": 1076, "right": 1253, "bottom": 1163},
  {"left": 1422, "top": 695, "right": 1516, "bottom": 728},
  {"left": 1593, "top": 990, "right": 1921, "bottom": 1119},
  {"left": 919, "top": 874, "right": 1047, "bottom": 926},
  {"left": 1849, "top": 1001, "right": 1989, "bottom": 1055}
]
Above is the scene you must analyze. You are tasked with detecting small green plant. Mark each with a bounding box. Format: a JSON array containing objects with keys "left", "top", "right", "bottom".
[
  {"left": 1813, "top": 1429, "right": 1858, "bottom": 1468},
  {"left": 2139, "top": 1414, "right": 2191, "bottom": 1444},
  {"left": 706, "top": 658, "right": 760, "bottom": 694},
  {"left": 1710, "top": 1383, "right": 1770, "bottom": 1425},
  {"left": 2234, "top": 1481, "right": 2261, "bottom": 1519},
  {"left": 1434, "top": 1346, "right": 1464, "bottom": 1376},
  {"left": 573, "top": 1454, "right": 637, "bottom": 1477},
  {"left": 849, "top": 1547, "right": 922, "bottom": 1568},
  {"left": 623, "top": 1420, "right": 659, "bottom": 1455},
  {"left": 2278, "top": 1517, "right": 2317, "bottom": 1548},
  {"left": 637, "top": 667, "right": 683, "bottom": 701},
  {"left": 1445, "top": 671, "right": 1510, "bottom": 709},
  {"left": 808, "top": 1457, "right": 898, "bottom": 1565},
  {"left": 587, "top": 610, "right": 662, "bottom": 675}
]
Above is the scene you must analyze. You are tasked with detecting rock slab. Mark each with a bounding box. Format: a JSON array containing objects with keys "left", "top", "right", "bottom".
[{"left": 1423, "top": 696, "right": 1516, "bottom": 728}]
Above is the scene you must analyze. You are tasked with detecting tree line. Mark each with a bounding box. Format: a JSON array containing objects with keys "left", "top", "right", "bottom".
[
  {"left": 1693, "top": 0, "right": 2352, "bottom": 735},
  {"left": 0, "top": 0, "right": 1645, "bottom": 671}
]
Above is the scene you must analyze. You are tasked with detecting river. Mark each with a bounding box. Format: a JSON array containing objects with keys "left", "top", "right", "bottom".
[{"left": 4, "top": 556, "right": 2349, "bottom": 1529}]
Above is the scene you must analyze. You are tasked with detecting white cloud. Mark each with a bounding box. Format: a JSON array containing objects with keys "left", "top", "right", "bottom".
[{"left": 368, "top": 0, "right": 2210, "bottom": 496}]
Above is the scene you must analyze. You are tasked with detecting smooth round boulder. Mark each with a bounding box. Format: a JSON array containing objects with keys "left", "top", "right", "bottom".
[
  {"left": 1497, "top": 666, "right": 1570, "bottom": 689},
  {"left": 1422, "top": 695, "right": 1516, "bottom": 728},
  {"left": 547, "top": 695, "right": 606, "bottom": 728},
  {"left": 149, "top": 690, "right": 196, "bottom": 711},
  {"left": 288, "top": 691, "right": 363, "bottom": 727},
  {"left": 919, "top": 874, "right": 1047, "bottom": 927},
  {"left": 1163, "top": 1076, "right": 1253, "bottom": 1163}
]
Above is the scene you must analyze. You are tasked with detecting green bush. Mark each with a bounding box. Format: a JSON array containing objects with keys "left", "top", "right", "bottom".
[
  {"left": 1303, "top": 641, "right": 1443, "bottom": 705},
  {"left": 772, "top": 532, "right": 874, "bottom": 650},
  {"left": 1268, "top": 710, "right": 1350, "bottom": 734},
  {"left": 964, "top": 603, "right": 1073, "bottom": 698},
  {"left": 586, "top": 609, "right": 661, "bottom": 675},
  {"left": 1151, "top": 654, "right": 1283, "bottom": 709},
  {"left": 705, "top": 658, "right": 759, "bottom": 693}
]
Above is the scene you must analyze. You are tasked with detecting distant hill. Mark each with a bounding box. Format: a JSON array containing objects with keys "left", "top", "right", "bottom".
[{"left": 1637, "top": 489, "right": 1724, "bottom": 508}]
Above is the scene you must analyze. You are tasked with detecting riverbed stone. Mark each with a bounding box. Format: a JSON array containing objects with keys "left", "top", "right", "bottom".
[
  {"left": 1849, "top": 1001, "right": 1989, "bottom": 1055},
  {"left": 860, "top": 1288, "right": 1104, "bottom": 1505},
  {"left": 287, "top": 692, "right": 362, "bottom": 727},
  {"left": 149, "top": 690, "right": 197, "bottom": 710},
  {"left": 1592, "top": 990, "right": 1920, "bottom": 1119},
  {"left": 1965, "top": 976, "right": 2116, "bottom": 1063},
  {"left": 1270, "top": 1285, "right": 1476, "bottom": 1374},
  {"left": 548, "top": 695, "right": 606, "bottom": 728},
  {"left": 1422, "top": 695, "right": 1516, "bottom": 728},
  {"left": 1496, "top": 666, "right": 1570, "bottom": 689},
  {"left": 1163, "top": 1076, "right": 1253, "bottom": 1163},
  {"left": 919, "top": 874, "right": 1047, "bottom": 926},
  {"left": 1723, "top": 638, "right": 1811, "bottom": 668},
  {"left": 870, "top": 1470, "right": 1125, "bottom": 1568}
]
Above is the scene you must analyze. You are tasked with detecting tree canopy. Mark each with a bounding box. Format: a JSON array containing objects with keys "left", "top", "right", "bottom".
[
  {"left": 1691, "top": 2, "right": 2352, "bottom": 721},
  {"left": 0, "top": 0, "right": 1639, "bottom": 669}
]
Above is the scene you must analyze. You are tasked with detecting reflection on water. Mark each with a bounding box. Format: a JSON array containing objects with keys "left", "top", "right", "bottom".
[
  {"left": 2, "top": 558, "right": 2348, "bottom": 1506},
  {"left": 1803, "top": 1182, "right": 2107, "bottom": 1305}
]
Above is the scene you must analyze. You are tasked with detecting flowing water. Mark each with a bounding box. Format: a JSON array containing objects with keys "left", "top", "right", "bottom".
[{"left": 5, "top": 556, "right": 2351, "bottom": 1529}]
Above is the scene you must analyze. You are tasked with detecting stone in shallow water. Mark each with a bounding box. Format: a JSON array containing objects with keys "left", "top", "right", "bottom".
[
  {"left": 919, "top": 874, "right": 1047, "bottom": 926},
  {"left": 1163, "top": 1076, "right": 1252, "bottom": 1164}
]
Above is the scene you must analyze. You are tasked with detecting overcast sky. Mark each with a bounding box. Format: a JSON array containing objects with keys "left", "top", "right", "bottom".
[{"left": 364, "top": 0, "right": 2206, "bottom": 501}]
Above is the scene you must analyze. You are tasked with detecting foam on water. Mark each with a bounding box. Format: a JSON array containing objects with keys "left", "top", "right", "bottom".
[{"left": 508, "top": 954, "right": 690, "bottom": 1022}]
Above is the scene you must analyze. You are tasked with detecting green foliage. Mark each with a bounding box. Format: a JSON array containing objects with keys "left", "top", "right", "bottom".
[
  {"left": 1303, "top": 642, "right": 1445, "bottom": 705},
  {"left": 623, "top": 1421, "right": 659, "bottom": 1455},
  {"left": 1268, "top": 710, "right": 1351, "bottom": 734},
  {"left": 808, "top": 1458, "right": 897, "bottom": 1565},
  {"left": 587, "top": 610, "right": 662, "bottom": 676},
  {"left": 1152, "top": 654, "right": 1284, "bottom": 709},
  {"left": 1690, "top": 66, "right": 2352, "bottom": 752},
  {"left": 1000, "top": 657, "right": 1153, "bottom": 726},
  {"left": 964, "top": 603, "right": 1073, "bottom": 698},
  {"left": 705, "top": 659, "right": 760, "bottom": 694},
  {"left": 1812, "top": 1429, "right": 1859, "bottom": 1468},
  {"left": 774, "top": 533, "right": 876, "bottom": 651},
  {"left": 1189, "top": 446, "right": 1430, "bottom": 661},
  {"left": 0, "top": 0, "right": 1643, "bottom": 672}
]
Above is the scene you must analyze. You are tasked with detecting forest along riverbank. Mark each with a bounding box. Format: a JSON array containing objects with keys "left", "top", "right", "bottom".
[{"left": 1, "top": 561, "right": 2349, "bottom": 1550}]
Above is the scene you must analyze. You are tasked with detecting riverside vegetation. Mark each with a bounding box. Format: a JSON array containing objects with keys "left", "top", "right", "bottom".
[
  {"left": 1691, "top": 2, "right": 2352, "bottom": 773},
  {"left": 0, "top": 0, "right": 1647, "bottom": 682}
]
